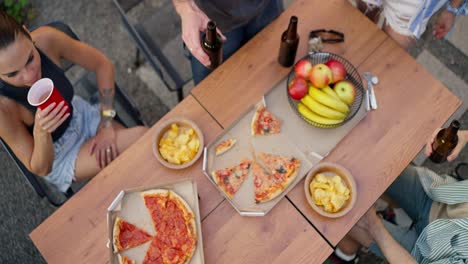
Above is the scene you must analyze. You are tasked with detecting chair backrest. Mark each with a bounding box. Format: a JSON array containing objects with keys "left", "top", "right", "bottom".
[
  {"left": 112, "top": 0, "right": 190, "bottom": 96},
  {"left": 0, "top": 21, "right": 145, "bottom": 206}
]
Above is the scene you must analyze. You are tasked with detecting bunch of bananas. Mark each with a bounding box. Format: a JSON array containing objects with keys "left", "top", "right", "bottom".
[{"left": 298, "top": 85, "right": 350, "bottom": 125}]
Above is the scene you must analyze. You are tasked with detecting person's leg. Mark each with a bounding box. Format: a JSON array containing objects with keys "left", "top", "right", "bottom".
[
  {"left": 366, "top": 219, "right": 419, "bottom": 259},
  {"left": 245, "top": 0, "right": 283, "bottom": 41},
  {"left": 74, "top": 125, "right": 147, "bottom": 180},
  {"left": 380, "top": 0, "right": 419, "bottom": 49},
  {"left": 384, "top": 165, "right": 433, "bottom": 233},
  {"left": 190, "top": 27, "right": 245, "bottom": 85},
  {"left": 383, "top": 22, "right": 416, "bottom": 49}
]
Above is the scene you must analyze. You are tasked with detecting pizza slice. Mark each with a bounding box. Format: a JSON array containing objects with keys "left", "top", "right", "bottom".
[
  {"left": 212, "top": 160, "right": 252, "bottom": 199},
  {"left": 141, "top": 189, "right": 169, "bottom": 232},
  {"left": 215, "top": 138, "right": 237, "bottom": 156},
  {"left": 142, "top": 237, "right": 164, "bottom": 264},
  {"left": 118, "top": 255, "right": 136, "bottom": 264},
  {"left": 251, "top": 105, "right": 282, "bottom": 136},
  {"left": 113, "top": 217, "right": 153, "bottom": 253},
  {"left": 258, "top": 152, "right": 301, "bottom": 189},
  {"left": 252, "top": 162, "right": 284, "bottom": 203}
]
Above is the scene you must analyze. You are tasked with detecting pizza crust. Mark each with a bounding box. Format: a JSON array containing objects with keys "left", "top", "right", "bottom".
[
  {"left": 113, "top": 217, "right": 123, "bottom": 253},
  {"left": 140, "top": 189, "right": 169, "bottom": 198},
  {"left": 251, "top": 106, "right": 262, "bottom": 135},
  {"left": 168, "top": 190, "right": 197, "bottom": 263}
]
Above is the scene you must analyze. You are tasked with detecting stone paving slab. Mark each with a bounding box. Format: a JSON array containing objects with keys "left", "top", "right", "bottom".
[{"left": 448, "top": 16, "right": 468, "bottom": 56}]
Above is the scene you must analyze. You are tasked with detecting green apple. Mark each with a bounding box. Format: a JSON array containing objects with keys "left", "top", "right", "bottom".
[{"left": 333, "top": 80, "right": 356, "bottom": 106}]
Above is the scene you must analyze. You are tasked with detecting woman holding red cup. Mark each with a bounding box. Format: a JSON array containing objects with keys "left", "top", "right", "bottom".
[{"left": 0, "top": 11, "right": 147, "bottom": 193}]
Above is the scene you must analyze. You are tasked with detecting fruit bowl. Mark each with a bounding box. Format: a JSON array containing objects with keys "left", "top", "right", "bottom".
[
  {"left": 287, "top": 52, "right": 365, "bottom": 128},
  {"left": 304, "top": 162, "right": 357, "bottom": 218},
  {"left": 153, "top": 117, "right": 204, "bottom": 170}
]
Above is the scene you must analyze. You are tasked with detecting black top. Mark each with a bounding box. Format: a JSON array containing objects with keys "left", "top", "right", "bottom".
[
  {"left": 0, "top": 48, "right": 74, "bottom": 141},
  {"left": 194, "top": 0, "right": 271, "bottom": 32}
]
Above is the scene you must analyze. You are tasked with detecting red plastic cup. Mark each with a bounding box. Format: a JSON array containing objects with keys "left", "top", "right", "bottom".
[{"left": 27, "top": 78, "right": 70, "bottom": 114}]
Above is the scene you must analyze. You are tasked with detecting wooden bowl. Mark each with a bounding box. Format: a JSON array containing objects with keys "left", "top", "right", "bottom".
[
  {"left": 304, "top": 162, "right": 357, "bottom": 218},
  {"left": 153, "top": 117, "right": 204, "bottom": 170}
]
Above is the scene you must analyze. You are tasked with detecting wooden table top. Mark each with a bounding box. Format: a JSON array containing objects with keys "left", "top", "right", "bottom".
[
  {"left": 287, "top": 38, "right": 461, "bottom": 246},
  {"left": 190, "top": 0, "right": 462, "bottom": 248},
  {"left": 30, "top": 0, "right": 461, "bottom": 262},
  {"left": 30, "top": 95, "right": 333, "bottom": 264},
  {"left": 191, "top": 0, "right": 388, "bottom": 128}
]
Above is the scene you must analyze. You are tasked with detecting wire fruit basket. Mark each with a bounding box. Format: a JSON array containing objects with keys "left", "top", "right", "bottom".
[{"left": 287, "top": 52, "right": 364, "bottom": 128}]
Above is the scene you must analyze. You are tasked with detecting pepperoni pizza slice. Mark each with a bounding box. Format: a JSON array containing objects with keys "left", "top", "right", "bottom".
[
  {"left": 251, "top": 105, "right": 282, "bottom": 136},
  {"left": 212, "top": 160, "right": 252, "bottom": 199},
  {"left": 113, "top": 217, "right": 153, "bottom": 253},
  {"left": 142, "top": 189, "right": 197, "bottom": 264},
  {"left": 118, "top": 255, "right": 136, "bottom": 264}
]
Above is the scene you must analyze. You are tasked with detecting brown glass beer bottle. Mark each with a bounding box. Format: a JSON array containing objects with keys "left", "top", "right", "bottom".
[
  {"left": 202, "top": 21, "right": 223, "bottom": 69},
  {"left": 278, "top": 16, "right": 299, "bottom": 67},
  {"left": 430, "top": 120, "right": 460, "bottom": 163}
]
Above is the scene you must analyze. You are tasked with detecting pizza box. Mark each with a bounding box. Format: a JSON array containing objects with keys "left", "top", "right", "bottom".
[
  {"left": 202, "top": 77, "right": 367, "bottom": 216},
  {"left": 107, "top": 178, "right": 205, "bottom": 264}
]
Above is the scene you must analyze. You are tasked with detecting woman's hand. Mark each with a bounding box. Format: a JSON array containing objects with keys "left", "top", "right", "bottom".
[
  {"left": 89, "top": 123, "right": 118, "bottom": 168},
  {"left": 177, "top": 1, "right": 226, "bottom": 67},
  {"left": 433, "top": 10, "right": 456, "bottom": 40},
  {"left": 34, "top": 101, "right": 70, "bottom": 135}
]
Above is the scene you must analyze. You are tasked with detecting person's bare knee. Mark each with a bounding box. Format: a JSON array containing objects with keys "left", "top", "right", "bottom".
[{"left": 338, "top": 235, "right": 362, "bottom": 255}]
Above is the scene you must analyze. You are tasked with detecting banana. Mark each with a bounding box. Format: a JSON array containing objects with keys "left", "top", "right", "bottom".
[
  {"left": 322, "top": 86, "right": 340, "bottom": 100},
  {"left": 297, "top": 103, "right": 344, "bottom": 125},
  {"left": 309, "top": 87, "right": 349, "bottom": 114},
  {"left": 301, "top": 95, "right": 347, "bottom": 120}
]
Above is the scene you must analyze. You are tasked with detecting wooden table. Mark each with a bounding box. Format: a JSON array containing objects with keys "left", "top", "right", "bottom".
[
  {"left": 30, "top": 95, "right": 332, "bottom": 264},
  {"left": 191, "top": 0, "right": 461, "bottom": 248},
  {"left": 30, "top": 0, "right": 461, "bottom": 262}
]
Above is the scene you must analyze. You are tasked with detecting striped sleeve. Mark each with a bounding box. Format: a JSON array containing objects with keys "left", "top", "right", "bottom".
[
  {"left": 416, "top": 167, "right": 468, "bottom": 204},
  {"left": 411, "top": 167, "right": 468, "bottom": 263}
]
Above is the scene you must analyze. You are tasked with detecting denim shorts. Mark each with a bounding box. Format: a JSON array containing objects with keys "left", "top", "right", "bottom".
[
  {"left": 43, "top": 96, "right": 100, "bottom": 192},
  {"left": 368, "top": 165, "right": 433, "bottom": 258}
]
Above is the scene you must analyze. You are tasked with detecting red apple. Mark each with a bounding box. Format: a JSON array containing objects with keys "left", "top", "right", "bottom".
[
  {"left": 288, "top": 78, "right": 308, "bottom": 100},
  {"left": 333, "top": 80, "right": 356, "bottom": 106},
  {"left": 325, "top": 59, "right": 346, "bottom": 83},
  {"left": 294, "top": 60, "right": 312, "bottom": 79},
  {"left": 309, "top": 64, "right": 332, "bottom": 88}
]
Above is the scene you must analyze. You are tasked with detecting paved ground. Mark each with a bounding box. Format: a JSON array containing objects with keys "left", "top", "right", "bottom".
[{"left": 0, "top": 0, "right": 466, "bottom": 263}]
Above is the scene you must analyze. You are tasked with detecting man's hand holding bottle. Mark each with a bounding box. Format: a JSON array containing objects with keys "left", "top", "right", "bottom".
[
  {"left": 425, "top": 123, "right": 467, "bottom": 162},
  {"left": 173, "top": 0, "right": 226, "bottom": 67}
]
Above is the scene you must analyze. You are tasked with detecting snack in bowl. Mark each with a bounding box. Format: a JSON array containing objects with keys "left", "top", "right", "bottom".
[
  {"left": 309, "top": 173, "right": 350, "bottom": 213},
  {"left": 304, "top": 162, "right": 356, "bottom": 218},
  {"left": 153, "top": 118, "right": 204, "bottom": 169}
]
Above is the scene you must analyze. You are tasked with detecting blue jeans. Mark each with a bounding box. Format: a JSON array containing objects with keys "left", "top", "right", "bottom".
[
  {"left": 368, "top": 165, "right": 433, "bottom": 257},
  {"left": 190, "top": 0, "right": 283, "bottom": 85}
]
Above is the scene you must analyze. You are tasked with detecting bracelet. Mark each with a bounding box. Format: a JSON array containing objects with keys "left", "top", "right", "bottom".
[{"left": 102, "top": 109, "right": 116, "bottom": 118}]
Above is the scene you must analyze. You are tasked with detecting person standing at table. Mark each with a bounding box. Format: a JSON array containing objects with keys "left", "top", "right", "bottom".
[
  {"left": 0, "top": 11, "right": 148, "bottom": 193},
  {"left": 356, "top": 0, "right": 467, "bottom": 49},
  {"left": 329, "top": 127, "right": 468, "bottom": 263},
  {"left": 172, "top": 0, "right": 284, "bottom": 85}
]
